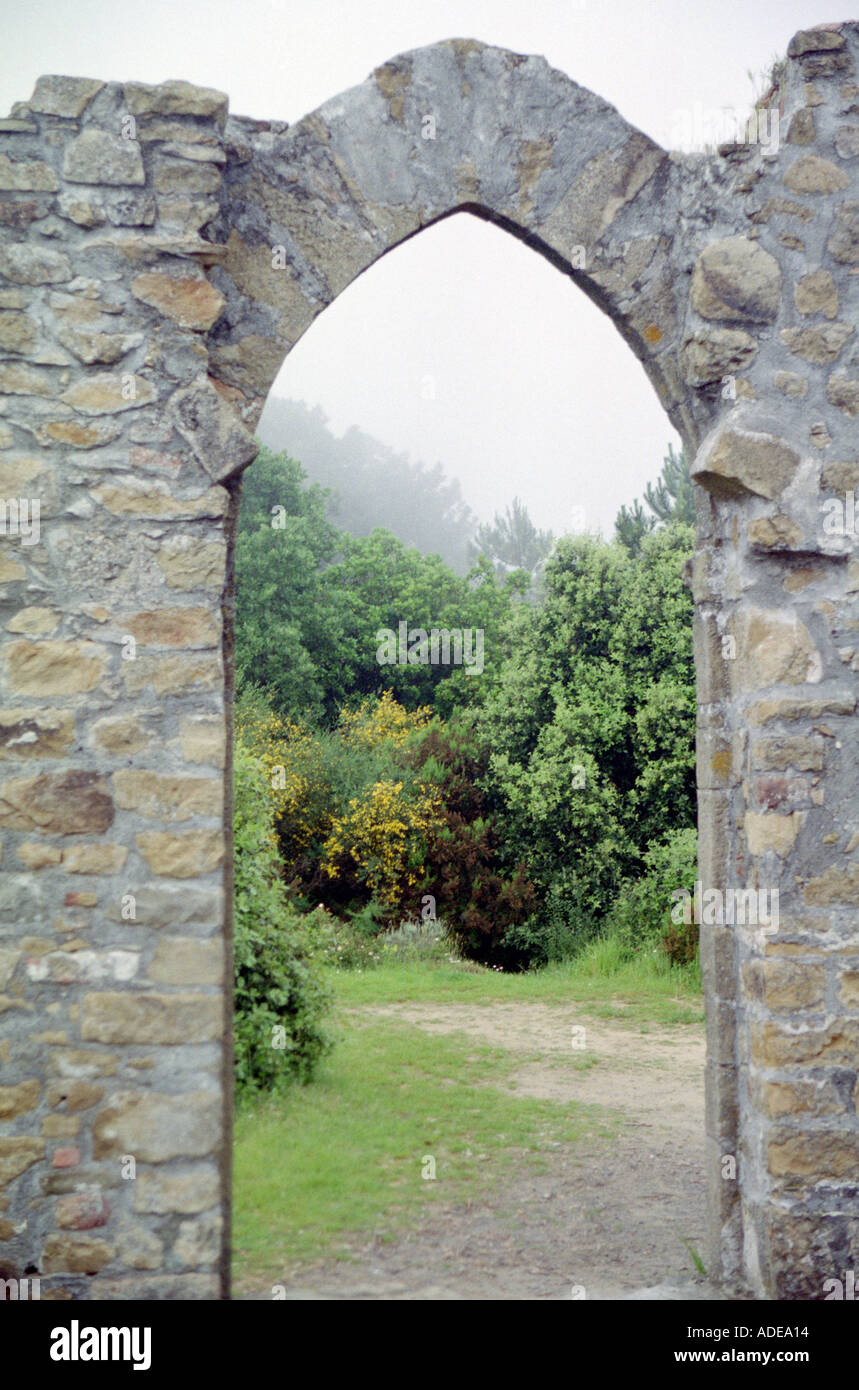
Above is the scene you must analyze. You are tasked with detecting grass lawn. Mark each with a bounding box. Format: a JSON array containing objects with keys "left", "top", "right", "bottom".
[
  {"left": 334, "top": 939, "right": 704, "bottom": 1028},
  {"left": 232, "top": 947, "right": 702, "bottom": 1288}
]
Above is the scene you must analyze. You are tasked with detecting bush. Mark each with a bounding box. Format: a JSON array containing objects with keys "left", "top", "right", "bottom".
[
  {"left": 407, "top": 718, "right": 538, "bottom": 969},
  {"left": 378, "top": 916, "right": 454, "bottom": 964},
  {"left": 233, "top": 737, "right": 333, "bottom": 1094},
  {"left": 603, "top": 826, "right": 699, "bottom": 965}
]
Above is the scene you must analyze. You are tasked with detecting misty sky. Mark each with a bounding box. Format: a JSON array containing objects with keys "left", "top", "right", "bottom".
[{"left": 3, "top": 0, "right": 823, "bottom": 536}]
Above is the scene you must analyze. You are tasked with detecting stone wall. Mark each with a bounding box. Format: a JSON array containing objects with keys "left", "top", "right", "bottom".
[{"left": 0, "top": 24, "right": 857, "bottom": 1299}]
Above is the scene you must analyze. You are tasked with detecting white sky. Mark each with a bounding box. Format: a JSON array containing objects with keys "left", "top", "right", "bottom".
[{"left": 3, "top": 0, "right": 822, "bottom": 536}]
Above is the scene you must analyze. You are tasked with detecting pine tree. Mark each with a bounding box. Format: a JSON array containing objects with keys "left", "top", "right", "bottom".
[
  {"left": 469, "top": 496, "right": 554, "bottom": 576},
  {"left": 615, "top": 445, "right": 693, "bottom": 555}
]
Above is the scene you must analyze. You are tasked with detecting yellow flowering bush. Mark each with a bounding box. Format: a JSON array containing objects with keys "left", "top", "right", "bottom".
[
  {"left": 236, "top": 701, "right": 335, "bottom": 855},
  {"left": 320, "top": 776, "right": 442, "bottom": 914},
  {"left": 336, "top": 689, "right": 434, "bottom": 750},
  {"left": 236, "top": 687, "right": 447, "bottom": 923}
]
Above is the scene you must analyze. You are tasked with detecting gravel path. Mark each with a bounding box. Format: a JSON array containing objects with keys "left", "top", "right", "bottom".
[{"left": 236, "top": 999, "right": 721, "bottom": 1300}]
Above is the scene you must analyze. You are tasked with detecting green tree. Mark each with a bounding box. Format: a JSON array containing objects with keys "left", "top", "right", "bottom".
[
  {"left": 469, "top": 496, "right": 554, "bottom": 577},
  {"left": 235, "top": 447, "right": 344, "bottom": 725},
  {"left": 615, "top": 444, "right": 694, "bottom": 555},
  {"left": 235, "top": 445, "right": 525, "bottom": 724},
  {"left": 476, "top": 523, "right": 696, "bottom": 960}
]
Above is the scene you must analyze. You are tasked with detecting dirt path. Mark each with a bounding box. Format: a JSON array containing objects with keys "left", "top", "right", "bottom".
[{"left": 238, "top": 999, "right": 723, "bottom": 1300}]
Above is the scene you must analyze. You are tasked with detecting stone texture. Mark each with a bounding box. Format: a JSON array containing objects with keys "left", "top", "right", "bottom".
[
  {"left": 60, "top": 373, "right": 156, "bottom": 414},
  {"left": 122, "top": 607, "right": 220, "bottom": 648},
  {"left": 55, "top": 324, "right": 143, "bottom": 365},
  {"left": 731, "top": 607, "right": 822, "bottom": 689},
  {"left": 0, "top": 154, "right": 58, "bottom": 191},
  {"left": 102, "top": 883, "right": 222, "bottom": 928},
  {"left": 794, "top": 268, "right": 838, "bottom": 317},
  {"left": 0, "top": 1079, "right": 40, "bottom": 1118},
  {"left": 90, "top": 479, "right": 228, "bottom": 519},
  {"left": 116, "top": 1224, "right": 164, "bottom": 1269},
  {"left": 89, "top": 715, "right": 148, "bottom": 756},
  {"left": 148, "top": 937, "right": 223, "bottom": 985},
  {"left": 0, "top": 243, "right": 71, "bottom": 285},
  {"left": 133, "top": 1166, "right": 220, "bottom": 1214},
  {"left": 783, "top": 154, "right": 850, "bottom": 194},
  {"left": 690, "top": 237, "right": 781, "bottom": 322},
  {"left": 0, "top": 1136, "right": 45, "bottom": 1184},
  {"left": 745, "top": 811, "right": 802, "bottom": 857},
  {"left": 173, "top": 1212, "right": 221, "bottom": 1267},
  {"left": 692, "top": 429, "right": 799, "bottom": 500},
  {"left": 0, "top": 708, "right": 74, "bottom": 759},
  {"left": 179, "top": 715, "right": 225, "bottom": 767},
  {"left": 5, "top": 640, "right": 107, "bottom": 695},
  {"left": 62, "top": 130, "right": 145, "bottom": 186},
  {"left": 748, "top": 515, "right": 803, "bottom": 549},
  {"left": 826, "top": 372, "right": 859, "bottom": 416},
  {"left": 112, "top": 769, "right": 222, "bottom": 820},
  {"left": 121, "top": 652, "right": 222, "bottom": 695},
  {"left": 780, "top": 321, "right": 853, "bottom": 363},
  {"left": 681, "top": 328, "right": 758, "bottom": 385},
  {"left": 92, "top": 1090, "right": 221, "bottom": 1161},
  {"left": 155, "top": 535, "right": 226, "bottom": 590},
  {"left": 0, "top": 771, "right": 114, "bottom": 834},
  {"left": 42, "top": 1234, "right": 115, "bottom": 1273},
  {"left": 82, "top": 992, "right": 221, "bottom": 1044},
  {"left": 55, "top": 1191, "right": 111, "bottom": 1229},
  {"left": 826, "top": 201, "right": 859, "bottom": 263},
  {"left": 61, "top": 843, "right": 128, "bottom": 874},
  {"left": 135, "top": 830, "right": 224, "bottom": 877},
  {"left": 804, "top": 863, "right": 859, "bottom": 905},
  {"left": 124, "top": 80, "right": 228, "bottom": 122},
  {"left": 169, "top": 377, "right": 258, "bottom": 482},
  {"left": 29, "top": 76, "right": 104, "bottom": 117},
  {"left": 132, "top": 271, "right": 225, "bottom": 330}
]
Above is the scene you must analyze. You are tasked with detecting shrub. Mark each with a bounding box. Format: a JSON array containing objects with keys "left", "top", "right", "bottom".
[
  {"left": 320, "top": 775, "right": 441, "bottom": 918},
  {"left": 378, "top": 917, "right": 452, "bottom": 964},
  {"left": 407, "top": 719, "right": 538, "bottom": 969},
  {"left": 233, "top": 737, "right": 333, "bottom": 1094},
  {"left": 603, "top": 826, "right": 699, "bottom": 965}
]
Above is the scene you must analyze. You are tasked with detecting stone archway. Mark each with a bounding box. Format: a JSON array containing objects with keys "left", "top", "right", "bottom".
[{"left": 0, "top": 24, "right": 857, "bottom": 1301}]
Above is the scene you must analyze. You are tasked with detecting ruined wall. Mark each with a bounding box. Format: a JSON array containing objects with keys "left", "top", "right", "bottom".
[{"left": 0, "top": 24, "right": 857, "bottom": 1300}]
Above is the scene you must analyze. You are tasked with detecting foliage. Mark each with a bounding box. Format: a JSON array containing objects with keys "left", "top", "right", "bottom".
[
  {"left": 615, "top": 444, "right": 694, "bottom": 555},
  {"left": 320, "top": 775, "right": 442, "bottom": 915},
  {"left": 238, "top": 688, "right": 443, "bottom": 924},
  {"left": 476, "top": 523, "right": 696, "bottom": 963},
  {"left": 235, "top": 445, "right": 526, "bottom": 723},
  {"left": 406, "top": 717, "right": 538, "bottom": 969},
  {"left": 235, "top": 447, "right": 342, "bottom": 726},
  {"left": 469, "top": 495, "right": 555, "bottom": 578},
  {"left": 602, "top": 826, "right": 699, "bottom": 965},
  {"left": 233, "top": 432, "right": 700, "bottom": 978},
  {"left": 233, "top": 737, "right": 333, "bottom": 1094}
]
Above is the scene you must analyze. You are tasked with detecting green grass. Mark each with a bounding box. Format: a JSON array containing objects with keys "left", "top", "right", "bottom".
[
  {"left": 233, "top": 1013, "right": 616, "bottom": 1287},
  {"left": 331, "top": 939, "right": 703, "bottom": 1028},
  {"left": 233, "top": 938, "right": 703, "bottom": 1288}
]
